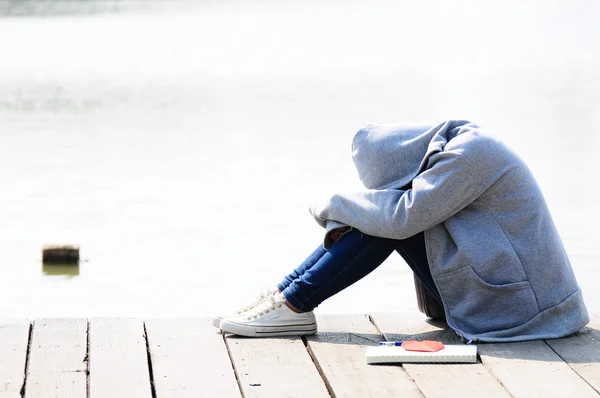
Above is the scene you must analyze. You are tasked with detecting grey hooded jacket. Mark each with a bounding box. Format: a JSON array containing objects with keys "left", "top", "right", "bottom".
[{"left": 310, "top": 120, "right": 589, "bottom": 342}]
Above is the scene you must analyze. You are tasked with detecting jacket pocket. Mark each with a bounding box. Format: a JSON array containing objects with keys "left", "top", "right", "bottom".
[{"left": 437, "top": 266, "right": 539, "bottom": 334}]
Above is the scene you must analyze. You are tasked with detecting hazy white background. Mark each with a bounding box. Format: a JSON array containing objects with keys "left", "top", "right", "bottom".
[{"left": 0, "top": 0, "right": 598, "bottom": 317}]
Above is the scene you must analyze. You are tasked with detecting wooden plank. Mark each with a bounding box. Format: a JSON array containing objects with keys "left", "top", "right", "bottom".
[
  {"left": 479, "top": 340, "right": 599, "bottom": 397},
  {"left": 145, "top": 318, "right": 240, "bottom": 398},
  {"left": 89, "top": 318, "right": 151, "bottom": 398},
  {"left": 371, "top": 312, "right": 511, "bottom": 398},
  {"left": 25, "top": 318, "right": 87, "bottom": 398},
  {"left": 370, "top": 312, "right": 458, "bottom": 343},
  {"left": 226, "top": 333, "right": 330, "bottom": 398},
  {"left": 0, "top": 320, "right": 30, "bottom": 398},
  {"left": 544, "top": 320, "right": 600, "bottom": 394},
  {"left": 26, "top": 373, "right": 87, "bottom": 398},
  {"left": 306, "top": 314, "right": 423, "bottom": 398}
]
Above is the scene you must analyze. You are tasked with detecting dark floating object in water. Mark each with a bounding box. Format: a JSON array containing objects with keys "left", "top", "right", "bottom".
[{"left": 42, "top": 244, "right": 80, "bottom": 264}]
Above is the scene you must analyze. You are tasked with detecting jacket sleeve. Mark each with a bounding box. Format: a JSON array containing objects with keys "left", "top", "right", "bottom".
[{"left": 310, "top": 151, "right": 491, "bottom": 240}]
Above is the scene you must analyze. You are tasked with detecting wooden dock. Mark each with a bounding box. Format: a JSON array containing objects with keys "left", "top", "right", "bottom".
[{"left": 1, "top": 313, "right": 599, "bottom": 398}]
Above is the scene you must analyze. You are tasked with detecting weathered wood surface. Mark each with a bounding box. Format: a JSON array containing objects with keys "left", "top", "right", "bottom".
[
  {"left": 225, "top": 334, "right": 329, "bottom": 398},
  {"left": 89, "top": 318, "right": 152, "bottom": 398},
  {"left": 0, "top": 314, "right": 598, "bottom": 397},
  {"left": 371, "top": 312, "right": 511, "bottom": 398},
  {"left": 0, "top": 320, "right": 30, "bottom": 398},
  {"left": 306, "top": 314, "right": 423, "bottom": 398},
  {"left": 479, "top": 340, "right": 599, "bottom": 397},
  {"left": 544, "top": 320, "right": 600, "bottom": 394},
  {"left": 145, "top": 318, "right": 240, "bottom": 398},
  {"left": 25, "top": 318, "right": 87, "bottom": 398}
]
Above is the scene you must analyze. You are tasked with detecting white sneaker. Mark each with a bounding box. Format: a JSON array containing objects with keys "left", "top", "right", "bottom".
[
  {"left": 220, "top": 292, "right": 317, "bottom": 337},
  {"left": 211, "top": 288, "right": 274, "bottom": 328}
]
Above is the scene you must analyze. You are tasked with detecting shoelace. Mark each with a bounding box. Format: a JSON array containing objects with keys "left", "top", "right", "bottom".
[
  {"left": 245, "top": 293, "right": 284, "bottom": 320},
  {"left": 236, "top": 288, "right": 273, "bottom": 315}
]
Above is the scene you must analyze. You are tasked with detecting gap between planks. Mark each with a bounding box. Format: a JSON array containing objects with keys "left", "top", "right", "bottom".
[
  {"left": 222, "top": 330, "right": 246, "bottom": 398},
  {"left": 24, "top": 319, "right": 87, "bottom": 397},
  {"left": 306, "top": 314, "right": 424, "bottom": 398},
  {"left": 543, "top": 317, "right": 600, "bottom": 395},
  {"left": 225, "top": 333, "right": 330, "bottom": 397},
  {"left": 7, "top": 315, "right": 599, "bottom": 398},
  {"left": 301, "top": 336, "right": 336, "bottom": 398},
  {"left": 20, "top": 321, "right": 34, "bottom": 398},
  {"left": 142, "top": 323, "right": 157, "bottom": 398},
  {"left": 145, "top": 319, "right": 240, "bottom": 397},
  {"left": 86, "top": 321, "right": 90, "bottom": 398},
  {"left": 370, "top": 312, "right": 512, "bottom": 398}
]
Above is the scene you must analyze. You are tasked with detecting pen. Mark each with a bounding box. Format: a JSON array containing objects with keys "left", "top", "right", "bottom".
[{"left": 379, "top": 341, "right": 403, "bottom": 346}]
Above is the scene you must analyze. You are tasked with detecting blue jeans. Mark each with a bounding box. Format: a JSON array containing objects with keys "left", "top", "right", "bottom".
[{"left": 277, "top": 229, "right": 442, "bottom": 312}]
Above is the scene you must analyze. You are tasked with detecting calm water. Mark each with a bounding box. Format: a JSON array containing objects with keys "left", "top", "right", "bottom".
[{"left": 0, "top": 0, "right": 599, "bottom": 317}]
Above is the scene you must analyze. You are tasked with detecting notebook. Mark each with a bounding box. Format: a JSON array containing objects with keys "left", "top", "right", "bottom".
[{"left": 366, "top": 344, "right": 477, "bottom": 364}]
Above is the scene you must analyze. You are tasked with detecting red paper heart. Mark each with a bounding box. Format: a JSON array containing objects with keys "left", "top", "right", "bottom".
[{"left": 401, "top": 340, "right": 445, "bottom": 352}]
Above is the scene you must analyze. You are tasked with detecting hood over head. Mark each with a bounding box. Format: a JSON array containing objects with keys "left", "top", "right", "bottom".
[{"left": 351, "top": 120, "right": 474, "bottom": 190}]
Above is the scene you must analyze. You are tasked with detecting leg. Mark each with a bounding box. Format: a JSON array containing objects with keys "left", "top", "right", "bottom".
[
  {"left": 281, "top": 229, "right": 400, "bottom": 312},
  {"left": 212, "top": 244, "right": 331, "bottom": 330},
  {"left": 395, "top": 232, "right": 444, "bottom": 309},
  {"left": 219, "top": 230, "right": 438, "bottom": 337},
  {"left": 277, "top": 244, "right": 328, "bottom": 293}
]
